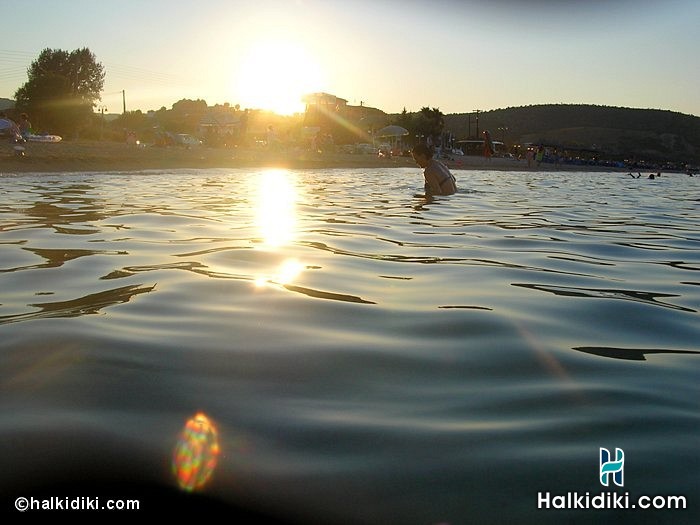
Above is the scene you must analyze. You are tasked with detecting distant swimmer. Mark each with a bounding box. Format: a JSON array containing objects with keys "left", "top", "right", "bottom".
[{"left": 412, "top": 143, "right": 457, "bottom": 196}]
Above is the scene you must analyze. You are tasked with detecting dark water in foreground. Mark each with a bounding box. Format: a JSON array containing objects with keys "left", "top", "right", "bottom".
[{"left": 1, "top": 169, "right": 698, "bottom": 523}]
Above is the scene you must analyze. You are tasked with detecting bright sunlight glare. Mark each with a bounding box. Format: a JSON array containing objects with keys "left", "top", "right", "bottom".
[
  {"left": 255, "top": 258, "right": 304, "bottom": 288},
  {"left": 255, "top": 169, "right": 298, "bottom": 248},
  {"left": 234, "top": 38, "right": 325, "bottom": 115}
]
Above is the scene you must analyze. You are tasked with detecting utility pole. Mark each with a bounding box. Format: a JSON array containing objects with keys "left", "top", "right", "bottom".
[
  {"left": 99, "top": 105, "right": 107, "bottom": 140},
  {"left": 122, "top": 90, "right": 126, "bottom": 114},
  {"left": 474, "top": 109, "right": 481, "bottom": 138}
]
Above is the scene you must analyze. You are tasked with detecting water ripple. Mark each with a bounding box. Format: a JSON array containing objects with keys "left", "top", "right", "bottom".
[
  {"left": 1, "top": 169, "right": 699, "bottom": 523},
  {"left": 512, "top": 282, "right": 697, "bottom": 312},
  {"left": 572, "top": 346, "right": 700, "bottom": 361}
]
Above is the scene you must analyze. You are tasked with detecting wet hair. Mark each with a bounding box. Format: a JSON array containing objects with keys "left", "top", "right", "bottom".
[{"left": 412, "top": 143, "right": 433, "bottom": 159}]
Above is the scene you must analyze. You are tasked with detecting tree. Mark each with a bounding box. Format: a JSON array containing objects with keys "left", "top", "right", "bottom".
[
  {"left": 414, "top": 107, "right": 444, "bottom": 144},
  {"left": 14, "top": 47, "right": 105, "bottom": 137},
  {"left": 108, "top": 109, "right": 151, "bottom": 140},
  {"left": 166, "top": 98, "right": 208, "bottom": 134},
  {"left": 171, "top": 98, "right": 208, "bottom": 116},
  {"left": 393, "top": 107, "right": 412, "bottom": 128}
]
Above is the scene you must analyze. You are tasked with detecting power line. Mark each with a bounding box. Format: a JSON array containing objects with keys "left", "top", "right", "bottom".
[
  {"left": 105, "top": 62, "right": 186, "bottom": 83},
  {"left": 0, "top": 69, "right": 27, "bottom": 79},
  {"left": 0, "top": 49, "right": 35, "bottom": 59},
  {"left": 0, "top": 49, "right": 191, "bottom": 88}
]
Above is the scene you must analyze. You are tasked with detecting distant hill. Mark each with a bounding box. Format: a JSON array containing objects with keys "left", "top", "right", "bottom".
[
  {"left": 0, "top": 98, "right": 14, "bottom": 111},
  {"left": 443, "top": 104, "right": 700, "bottom": 163}
]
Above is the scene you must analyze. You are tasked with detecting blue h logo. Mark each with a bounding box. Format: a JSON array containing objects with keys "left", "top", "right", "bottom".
[{"left": 600, "top": 448, "right": 624, "bottom": 487}]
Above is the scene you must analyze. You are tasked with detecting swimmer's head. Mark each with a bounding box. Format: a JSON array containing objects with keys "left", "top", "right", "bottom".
[{"left": 412, "top": 143, "right": 433, "bottom": 168}]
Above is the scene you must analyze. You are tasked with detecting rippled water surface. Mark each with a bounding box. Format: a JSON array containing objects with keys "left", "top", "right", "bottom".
[{"left": 1, "top": 169, "right": 698, "bottom": 522}]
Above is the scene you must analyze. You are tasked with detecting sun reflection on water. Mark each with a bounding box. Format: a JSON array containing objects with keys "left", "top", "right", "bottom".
[
  {"left": 255, "top": 258, "right": 305, "bottom": 288},
  {"left": 253, "top": 170, "right": 306, "bottom": 288},
  {"left": 255, "top": 170, "right": 298, "bottom": 249}
]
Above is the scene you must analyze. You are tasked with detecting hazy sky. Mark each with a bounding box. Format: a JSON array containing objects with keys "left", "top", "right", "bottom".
[{"left": 1, "top": 0, "right": 698, "bottom": 116}]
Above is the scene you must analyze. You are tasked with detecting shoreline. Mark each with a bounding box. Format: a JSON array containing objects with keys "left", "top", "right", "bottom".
[{"left": 2, "top": 139, "right": 631, "bottom": 174}]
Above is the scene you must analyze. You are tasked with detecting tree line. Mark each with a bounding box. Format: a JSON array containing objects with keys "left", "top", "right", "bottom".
[
  {"left": 392, "top": 107, "right": 446, "bottom": 146},
  {"left": 9, "top": 46, "right": 450, "bottom": 144},
  {"left": 443, "top": 104, "right": 700, "bottom": 162},
  {"left": 12, "top": 46, "right": 697, "bottom": 162}
]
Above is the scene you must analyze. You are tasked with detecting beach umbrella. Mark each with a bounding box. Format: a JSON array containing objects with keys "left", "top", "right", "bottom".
[
  {"left": 375, "top": 125, "right": 409, "bottom": 138},
  {"left": 375, "top": 125, "right": 409, "bottom": 150}
]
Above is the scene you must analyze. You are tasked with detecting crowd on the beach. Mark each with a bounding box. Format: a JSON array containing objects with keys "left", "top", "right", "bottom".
[
  {"left": 3, "top": 110, "right": 698, "bottom": 180},
  {"left": 0, "top": 111, "right": 33, "bottom": 156},
  {"left": 0, "top": 111, "right": 32, "bottom": 139}
]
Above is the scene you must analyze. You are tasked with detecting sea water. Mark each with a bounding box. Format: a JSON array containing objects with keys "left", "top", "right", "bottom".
[{"left": 1, "top": 169, "right": 698, "bottom": 523}]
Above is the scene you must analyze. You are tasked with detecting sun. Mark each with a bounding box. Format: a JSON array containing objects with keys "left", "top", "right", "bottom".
[{"left": 234, "top": 38, "right": 325, "bottom": 115}]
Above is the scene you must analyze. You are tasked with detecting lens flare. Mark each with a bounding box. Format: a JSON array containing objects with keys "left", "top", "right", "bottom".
[{"left": 172, "top": 412, "right": 220, "bottom": 492}]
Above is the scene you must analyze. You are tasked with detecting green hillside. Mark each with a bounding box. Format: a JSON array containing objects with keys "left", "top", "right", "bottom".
[
  {"left": 443, "top": 104, "right": 700, "bottom": 164},
  {"left": 0, "top": 98, "right": 15, "bottom": 111}
]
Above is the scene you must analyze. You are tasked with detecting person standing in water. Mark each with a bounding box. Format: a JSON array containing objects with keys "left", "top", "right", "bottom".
[
  {"left": 482, "top": 130, "right": 494, "bottom": 162},
  {"left": 412, "top": 143, "right": 457, "bottom": 196},
  {"left": 18, "top": 113, "right": 32, "bottom": 138}
]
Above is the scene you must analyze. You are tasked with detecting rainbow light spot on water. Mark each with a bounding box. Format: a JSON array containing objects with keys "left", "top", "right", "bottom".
[{"left": 172, "top": 412, "right": 220, "bottom": 492}]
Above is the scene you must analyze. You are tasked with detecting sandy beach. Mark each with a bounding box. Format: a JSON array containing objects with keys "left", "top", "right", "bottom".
[{"left": 0, "top": 139, "right": 624, "bottom": 174}]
